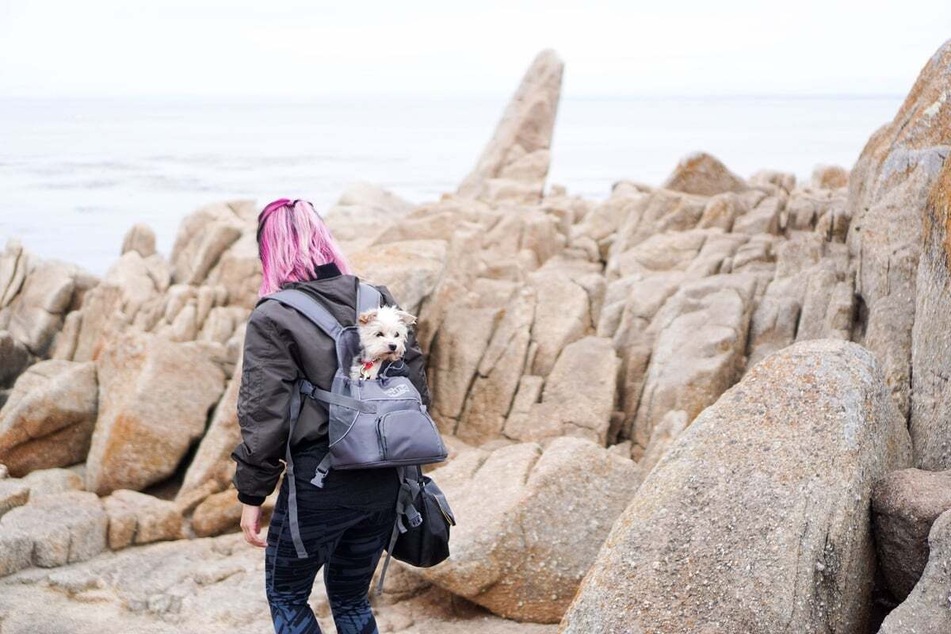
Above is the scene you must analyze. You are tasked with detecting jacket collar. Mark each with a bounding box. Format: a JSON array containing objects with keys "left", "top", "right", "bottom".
[{"left": 313, "top": 262, "right": 341, "bottom": 279}]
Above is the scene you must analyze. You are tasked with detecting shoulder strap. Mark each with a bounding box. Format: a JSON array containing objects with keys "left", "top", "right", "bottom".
[
  {"left": 357, "top": 282, "right": 383, "bottom": 317},
  {"left": 262, "top": 289, "right": 344, "bottom": 340}
]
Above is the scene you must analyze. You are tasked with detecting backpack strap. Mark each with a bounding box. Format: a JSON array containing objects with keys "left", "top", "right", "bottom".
[
  {"left": 375, "top": 465, "right": 423, "bottom": 595},
  {"left": 356, "top": 282, "right": 383, "bottom": 317},
  {"left": 265, "top": 289, "right": 344, "bottom": 340}
]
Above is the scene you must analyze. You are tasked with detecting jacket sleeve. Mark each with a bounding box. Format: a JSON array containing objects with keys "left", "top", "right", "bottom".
[
  {"left": 377, "top": 285, "right": 431, "bottom": 407},
  {"left": 231, "top": 310, "right": 299, "bottom": 506}
]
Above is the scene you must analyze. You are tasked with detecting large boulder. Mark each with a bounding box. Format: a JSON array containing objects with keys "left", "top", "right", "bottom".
[
  {"left": 871, "top": 468, "right": 951, "bottom": 601},
  {"left": 632, "top": 274, "right": 757, "bottom": 449},
  {"left": 457, "top": 50, "right": 563, "bottom": 203},
  {"left": 661, "top": 152, "right": 748, "bottom": 197},
  {"left": 0, "top": 331, "right": 32, "bottom": 388},
  {"left": 178, "top": 360, "right": 243, "bottom": 500},
  {"left": 0, "top": 239, "right": 31, "bottom": 311},
  {"left": 911, "top": 154, "right": 951, "bottom": 469},
  {"left": 349, "top": 239, "right": 448, "bottom": 317},
  {"left": 103, "top": 489, "right": 183, "bottom": 550},
  {"left": 0, "top": 360, "right": 98, "bottom": 476},
  {"left": 561, "top": 340, "right": 912, "bottom": 633},
  {"left": 846, "top": 39, "right": 951, "bottom": 419},
  {"left": 2, "top": 259, "right": 79, "bottom": 357},
  {"left": 421, "top": 437, "right": 640, "bottom": 623},
  {"left": 85, "top": 331, "right": 226, "bottom": 495},
  {"left": 504, "top": 337, "right": 618, "bottom": 445},
  {"left": 323, "top": 181, "right": 415, "bottom": 250},
  {"left": 879, "top": 509, "right": 951, "bottom": 634},
  {"left": 168, "top": 201, "right": 251, "bottom": 286},
  {"left": 0, "top": 479, "right": 29, "bottom": 519},
  {"left": 0, "top": 491, "right": 107, "bottom": 574}
]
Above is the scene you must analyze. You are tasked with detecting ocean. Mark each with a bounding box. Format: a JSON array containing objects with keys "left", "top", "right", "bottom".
[{"left": 0, "top": 94, "right": 902, "bottom": 277}]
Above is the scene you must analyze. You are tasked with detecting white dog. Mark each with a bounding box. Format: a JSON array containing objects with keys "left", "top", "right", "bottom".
[{"left": 351, "top": 305, "right": 417, "bottom": 381}]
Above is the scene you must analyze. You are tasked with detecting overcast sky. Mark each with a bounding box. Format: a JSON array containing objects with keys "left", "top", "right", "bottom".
[{"left": 1, "top": 0, "right": 949, "bottom": 98}]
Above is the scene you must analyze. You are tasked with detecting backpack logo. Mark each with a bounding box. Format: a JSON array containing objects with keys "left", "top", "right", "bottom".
[{"left": 383, "top": 384, "right": 411, "bottom": 398}]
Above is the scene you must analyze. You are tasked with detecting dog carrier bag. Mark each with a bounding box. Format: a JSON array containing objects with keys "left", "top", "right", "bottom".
[{"left": 257, "top": 283, "right": 448, "bottom": 558}]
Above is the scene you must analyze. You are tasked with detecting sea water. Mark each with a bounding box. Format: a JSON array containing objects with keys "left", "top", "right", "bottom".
[{"left": 0, "top": 94, "right": 902, "bottom": 277}]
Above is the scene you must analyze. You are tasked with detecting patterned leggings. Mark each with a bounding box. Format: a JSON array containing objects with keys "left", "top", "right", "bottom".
[{"left": 265, "top": 479, "right": 395, "bottom": 634}]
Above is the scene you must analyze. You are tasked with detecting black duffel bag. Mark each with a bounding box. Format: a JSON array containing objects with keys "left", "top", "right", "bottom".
[{"left": 376, "top": 466, "right": 456, "bottom": 593}]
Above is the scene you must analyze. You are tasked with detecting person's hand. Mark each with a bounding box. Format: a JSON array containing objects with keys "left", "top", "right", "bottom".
[{"left": 241, "top": 504, "right": 266, "bottom": 548}]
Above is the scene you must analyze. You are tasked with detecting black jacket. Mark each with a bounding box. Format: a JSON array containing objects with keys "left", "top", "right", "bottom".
[{"left": 230, "top": 263, "right": 431, "bottom": 505}]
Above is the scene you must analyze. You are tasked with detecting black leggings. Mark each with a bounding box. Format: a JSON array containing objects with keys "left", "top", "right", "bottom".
[{"left": 265, "top": 477, "right": 396, "bottom": 634}]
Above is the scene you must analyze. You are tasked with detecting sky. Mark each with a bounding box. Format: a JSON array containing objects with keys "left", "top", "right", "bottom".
[{"left": 1, "top": 0, "right": 949, "bottom": 99}]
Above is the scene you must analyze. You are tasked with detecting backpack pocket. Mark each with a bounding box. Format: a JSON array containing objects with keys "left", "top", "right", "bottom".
[{"left": 376, "top": 410, "right": 447, "bottom": 466}]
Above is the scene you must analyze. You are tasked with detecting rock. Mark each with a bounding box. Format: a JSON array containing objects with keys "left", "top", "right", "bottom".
[
  {"left": 103, "top": 251, "right": 171, "bottom": 319},
  {"left": 204, "top": 230, "right": 261, "bottom": 311},
  {"left": 528, "top": 268, "right": 591, "bottom": 376},
  {"left": 458, "top": 50, "right": 563, "bottom": 203},
  {"left": 636, "top": 409, "right": 688, "bottom": 475},
  {"left": 846, "top": 39, "right": 951, "bottom": 419},
  {"left": 732, "top": 194, "right": 784, "bottom": 235},
  {"left": 197, "top": 305, "right": 246, "bottom": 345},
  {"left": 0, "top": 479, "right": 30, "bottom": 519},
  {"left": 70, "top": 283, "right": 123, "bottom": 362},
  {"left": 750, "top": 169, "right": 797, "bottom": 193},
  {"left": 0, "top": 530, "right": 31, "bottom": 577},
  {"left": 697, "top": 192, "right": 745, "bottom": 231},
  {"left": 871, "top": 468, "right": 951, "bottom": 601},
  {"left": 103, "top": 489, "right": 183, "bottom": 549},
  {"left": 0, "top": 532, "right": 276, "bottom": 632},
  {"left": 561, "top": 340, "right": 912, "bottom": 633},
  {"left": 632, "top": 274, "right": 757, "bottom": 448},
  {"left": 3, "top": 260, "right": 78, "bottom": 356},
  {"left": 324, "top": 181, "right": 415, "bottom": 249},
  {"left": 661, "top": 151, "right": 748, "bottom": 196},
  {"left": 456, "top": 288, "right": 535, "bottom": 444},
  {"left": 0, "top": 330, "right": 32, "bottom": 388},
  {"left": 504, "top": 337, "right": 618, "bottom": 445},
  {"left": 422, "top": 438, "right": 639, "bottom": 623},
  {"left": 85, "top": 330, "right": 225, "bottom": 495},
  {"left": 121, "top": 223, "right": 157, "bottom": 258},
  {"left": 911, "top": 157, "right": 951, "bottom": 469},
  {"left": 178, "top": 358, "right": 243, "bottom": 500},
  {"left": 168, "top": 201, "right": 249, "bottom": 286},
  {"left": 0, "top": 360, "right": 98, "bottom": 476},
  {"left": 0, "top": 491, "right": 107, "bottom": 570},
  {"left": 879, "top": 509, "right": 951, "bottom": 634},
  {"left": 428, "top": 306, "right": 503, "bottom": 431},
  {"left": 0, "top": 238, "right": 31, "bottom": 310},
  {"left": 50, "top": 308, "right": 81, "bottom": 360},
  {"left": 21, "top": 468, "right": 85, "bottom": 497},
  {"left": 191, "top": 488, "right": 242, "bottom": 538},
  {"left": 812, "top": 164, "right": 850, "bottom": 189},
  {"left": 349, "top": 240, "right": 448, "bottom": 317}
]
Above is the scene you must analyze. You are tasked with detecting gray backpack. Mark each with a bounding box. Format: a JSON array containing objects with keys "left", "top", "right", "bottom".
[
  {"left": 259, "top": 283, "right": 448, "bottom": 558},
  {"left": 264, "top": 283, "right": 447, "bottom": 476}
]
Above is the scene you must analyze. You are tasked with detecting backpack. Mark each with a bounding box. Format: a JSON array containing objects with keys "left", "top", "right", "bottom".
[{"left": 258, "top": 282, "right": 449, "bottom": 558}]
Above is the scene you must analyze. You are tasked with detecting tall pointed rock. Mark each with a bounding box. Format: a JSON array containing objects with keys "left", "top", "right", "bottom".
[{"left": 457, "top": 50, "right": 563, "bottom": 204}]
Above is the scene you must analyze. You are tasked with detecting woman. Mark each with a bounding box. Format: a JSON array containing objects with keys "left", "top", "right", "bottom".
[{"left": 231, "top": 198, "right": 430, "bottom": 634}]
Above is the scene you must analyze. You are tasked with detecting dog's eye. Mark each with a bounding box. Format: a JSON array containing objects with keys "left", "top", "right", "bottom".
[{"left": 376, "top": 332, "right": 384, "bottom": 337}]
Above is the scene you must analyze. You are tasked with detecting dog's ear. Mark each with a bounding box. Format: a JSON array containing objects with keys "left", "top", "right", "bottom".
[
  {"left": 395, "top": 309, "right": 417, "bottom": 326},
  {"left": 358, "top": 309, "right": 379, "bottom": 325}
]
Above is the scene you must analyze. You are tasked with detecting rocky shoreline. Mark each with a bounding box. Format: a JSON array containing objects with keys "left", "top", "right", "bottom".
[{"left": 1, "top": 43, "right": 951, "bottom": 633}]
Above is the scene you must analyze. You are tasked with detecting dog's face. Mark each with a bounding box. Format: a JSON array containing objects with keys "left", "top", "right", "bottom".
[{"left": 357, "top": 305, "right": 416, "bottom": 362}]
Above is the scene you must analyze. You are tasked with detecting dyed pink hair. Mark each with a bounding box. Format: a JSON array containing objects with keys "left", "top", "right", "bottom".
[{"left": 256, "top": 198, "right": 352, "bottom": 296}]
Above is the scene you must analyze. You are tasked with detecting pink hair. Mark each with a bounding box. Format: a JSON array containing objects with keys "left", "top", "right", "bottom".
[{"left": 256, "top": 198, "right": 352, "bottom": 296}]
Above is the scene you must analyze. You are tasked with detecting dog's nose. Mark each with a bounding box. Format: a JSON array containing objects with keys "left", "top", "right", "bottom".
[{"left": 388, "top": 343, "right": 397, "bottom": 351}]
